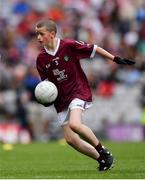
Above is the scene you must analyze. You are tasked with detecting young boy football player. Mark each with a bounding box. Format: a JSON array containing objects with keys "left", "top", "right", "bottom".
[{"left": 35, "top": 19, "right": 135, "bottom": 171}]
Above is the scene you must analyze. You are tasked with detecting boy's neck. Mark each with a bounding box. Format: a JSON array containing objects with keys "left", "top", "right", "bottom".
[{"left": 45, "top": 38, "right": 58, "bottom": 52}]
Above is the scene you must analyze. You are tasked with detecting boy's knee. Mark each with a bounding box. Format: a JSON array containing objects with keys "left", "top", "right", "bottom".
[
  {"left": 65, "top": 135, "right": 75, "bottom": 145},
  {"left": 69, "top": 121, "right": 81, "bottom": 133}
]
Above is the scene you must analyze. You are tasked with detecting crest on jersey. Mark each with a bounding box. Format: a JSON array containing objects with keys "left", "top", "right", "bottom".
[
  {"left": 64, "top": 55, "right": 69, "bottom": 61},
  {"left": 45, "top": 63, "right": 50, "bottom": 69}
]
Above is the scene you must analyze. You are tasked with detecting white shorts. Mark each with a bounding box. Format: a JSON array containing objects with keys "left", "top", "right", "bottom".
[{"left": 57, "top": 98, "right": 92, "bottom": 126}]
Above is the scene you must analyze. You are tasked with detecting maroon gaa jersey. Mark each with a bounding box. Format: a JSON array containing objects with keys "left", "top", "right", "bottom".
[{"left": 36, "top": 39, "right": 97, "bottom": 112}]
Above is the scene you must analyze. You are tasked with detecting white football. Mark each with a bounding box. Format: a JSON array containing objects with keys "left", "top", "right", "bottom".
[{"left": 35, "top": 80, "right": 58, "bottom": 104}]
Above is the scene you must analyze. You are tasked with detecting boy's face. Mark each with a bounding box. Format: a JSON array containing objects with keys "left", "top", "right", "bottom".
[{"left": 35, "top": 26, "right": 55, "bottom": 46}]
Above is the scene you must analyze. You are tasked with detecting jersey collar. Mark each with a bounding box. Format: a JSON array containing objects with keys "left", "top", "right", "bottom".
[{"left": 44, "top": 38, "right": 60, "bottom": 56}]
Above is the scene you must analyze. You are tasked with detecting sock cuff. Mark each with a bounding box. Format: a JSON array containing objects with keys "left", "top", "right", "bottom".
[{"left": 95, "top": 142, "right": 103, "bottom": 152}]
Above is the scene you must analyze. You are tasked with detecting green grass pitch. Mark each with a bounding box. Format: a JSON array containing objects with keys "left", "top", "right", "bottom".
[{"left": 0, "top": 141, "right": 145, "bottom": 179}]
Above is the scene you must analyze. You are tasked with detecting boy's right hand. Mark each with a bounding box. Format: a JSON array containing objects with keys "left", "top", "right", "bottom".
[{"left": 113, "top": 56, "right": 135, "bottom": 65}]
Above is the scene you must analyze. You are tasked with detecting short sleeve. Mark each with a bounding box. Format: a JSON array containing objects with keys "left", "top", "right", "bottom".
[
  {"left": 36, "top": 56, "right": 47, "bottom": 81},
  {"left": 72, "top": 40, "right": 98, "bottom": 59}
]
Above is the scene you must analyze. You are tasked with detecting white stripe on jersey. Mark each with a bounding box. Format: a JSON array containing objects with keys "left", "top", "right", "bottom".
[{"left": 90, "top": 44, "right": 98, "bottom": 58}]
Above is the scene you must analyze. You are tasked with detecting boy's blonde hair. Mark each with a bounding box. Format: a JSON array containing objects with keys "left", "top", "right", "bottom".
[{"left": 36, "top": 19, "right": 57, "bottom": 33}]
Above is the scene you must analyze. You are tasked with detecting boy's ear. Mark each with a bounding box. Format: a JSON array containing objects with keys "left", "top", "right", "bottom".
[{"left": 50, "top": 31, "right": 56, "bottom": 38}]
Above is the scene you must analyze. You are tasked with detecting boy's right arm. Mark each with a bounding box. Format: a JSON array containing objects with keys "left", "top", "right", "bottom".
[{"left": 96, "top": 46, "right": 135, "bottom": 65}]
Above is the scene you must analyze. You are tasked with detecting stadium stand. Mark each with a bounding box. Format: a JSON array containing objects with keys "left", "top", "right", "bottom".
[{"left": 0, "top": 0, "right": 145, "bottom": 142}]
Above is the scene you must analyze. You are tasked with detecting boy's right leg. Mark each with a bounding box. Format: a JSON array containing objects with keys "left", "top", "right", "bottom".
[
  {"left": 62, "top": 124, "right": 100, "bottom": 160},
  {"left": 62, "top": 124, "right": 114, "bottom": 171},
  {"left": 58, "top": 104, "right": 114, "bottom": 171}
]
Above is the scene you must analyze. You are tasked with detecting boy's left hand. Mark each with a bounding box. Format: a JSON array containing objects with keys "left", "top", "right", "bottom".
[{"left": 113, "top": 56, "right": 135, "bottom": 65}]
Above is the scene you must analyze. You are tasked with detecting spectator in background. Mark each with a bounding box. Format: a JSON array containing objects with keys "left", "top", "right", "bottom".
[
  {"left": 24, "top": 66, "right": 40, "bottom": 101},
  {"left": 0, "top": 0, "right": 145, "bottom": 143}
]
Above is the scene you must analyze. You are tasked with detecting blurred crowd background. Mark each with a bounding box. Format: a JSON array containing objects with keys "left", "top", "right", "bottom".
[{"left": 1, "top": 0, "right": 145, "bottom": 144}]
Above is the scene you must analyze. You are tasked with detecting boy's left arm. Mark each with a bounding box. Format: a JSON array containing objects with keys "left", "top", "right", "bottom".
[{"left": 96, "top": 47, "right": 135, "bottom": 65}]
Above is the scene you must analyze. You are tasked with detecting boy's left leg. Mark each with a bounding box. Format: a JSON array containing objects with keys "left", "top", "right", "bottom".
[
  {"left": 69, "top": 109, "right": 101, "bottom": 147},
  {"left": 68, "top": 108, "right": 114, "bottom": 171}
]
